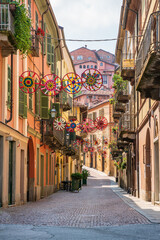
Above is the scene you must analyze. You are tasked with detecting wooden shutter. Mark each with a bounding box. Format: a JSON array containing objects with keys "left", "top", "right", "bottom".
[
  {"left": 35, "top": 11, "right": 38, "bottom": 30},
  {"left": 35, "top": 84, "right": 40, "bottom": 115},
  {"left": 28, "top": 0, "right": 31, "bottom": 18},
  {"left": 47, "top": 34, "right": 51, "bottom": 65},
  {"left": 40, "top": 92, "right": 48, "bottom": 119},
  {"left": 19, "top": 89, "right": 27, "bottom": 118},
  {"left": 7, "top": 65, "right": 11, "bottom": 109},
  {"left": 29, "top": 93, "right": 32, "bottom": 111},
  {"left": 99, "top": 108, "right": 104, "bottom": 117},
  {"left": 51, "top": 45, "right": 54, "bottom": 73},
  {"left": 93, "top": 112, "right": 97, "bottom": 121},
  {"left": 41, "top": 22, "right": 46, "bottom": 55}
]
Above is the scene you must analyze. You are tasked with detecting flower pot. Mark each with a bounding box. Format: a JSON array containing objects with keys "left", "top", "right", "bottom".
[
  {"left": 72, "top": 179, "right": 80, "bottom": 191},
  {"left": 83, "top": 178, "right": 87, "bottom": 185},
  {"left": 9, "top": 4, "right": 16, "bottom": 13}
]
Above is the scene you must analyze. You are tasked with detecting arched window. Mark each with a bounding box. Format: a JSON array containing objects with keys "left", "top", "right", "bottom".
[{"left": 79, "top": 65, "right": 82, "bottom": 69}]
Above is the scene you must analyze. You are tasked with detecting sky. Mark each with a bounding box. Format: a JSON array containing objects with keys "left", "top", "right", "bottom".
[{"left": 51, "top": 0, "right": 123, "bottom": 55}]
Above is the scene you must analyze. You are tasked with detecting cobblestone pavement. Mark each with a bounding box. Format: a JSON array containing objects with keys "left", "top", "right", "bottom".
[{"left": 0, "top": 168, "right": 150, "bottom": 228}]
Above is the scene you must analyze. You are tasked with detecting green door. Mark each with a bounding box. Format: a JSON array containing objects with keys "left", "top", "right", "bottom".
[
  {"left": 8, "top": 142, "right": 13, "bottom": 205},
  {"left": 40, "top": 155, "right": 44, "bottom": 198}
]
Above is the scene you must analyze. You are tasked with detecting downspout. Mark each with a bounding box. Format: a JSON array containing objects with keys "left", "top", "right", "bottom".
[
  {"left": 5, "top": 53, "right": 13, "bottom": 124},
  {"left": 42, "top": 2, "right": 50, "bottom": 77}
]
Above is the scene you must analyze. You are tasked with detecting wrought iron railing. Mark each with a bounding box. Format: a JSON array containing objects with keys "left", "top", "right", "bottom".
[
  {"left": 0, "top": 4, "right": 14, "bottom": 34},
  {"left": 118, "top": 113, "right": 135, "bottom": 133},
  {"left": 136, "top": 11, "right": 160, "bottom": 81}
]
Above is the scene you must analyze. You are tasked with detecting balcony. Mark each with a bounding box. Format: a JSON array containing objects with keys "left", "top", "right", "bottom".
[
  {"left": 43, "top": 121, "right": 64, "bottom": 149},
  {"left": 116, "top": 90, "right": 130, "bottom": 103},
  {"left": 31, "top": 29, "right": 39, "bottom": 57},
  {"left": 0, "top": 4, "right": 16, "bottom": 57},
  {"left": 61, "top": 91, "right": 72, "bottom": 111},
  {"left": 121, "top": 53, "right": 135, "bottom": 81},
  {"left": 119, "top": 114, "right": 135, "bottom": 142},
  {"left": 136, "top": 11, "right": 160, "bottom": 100},
  {"left": 114, "top": 102, "right": 126, "bottom": 113},
  {"left": 113, "top": 111, "right": 122, "bottom": 122}
]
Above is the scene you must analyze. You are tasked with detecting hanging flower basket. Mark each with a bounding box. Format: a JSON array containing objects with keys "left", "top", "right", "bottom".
[{"left": 36, "top": 27, "right": 45, "bottom": 43}]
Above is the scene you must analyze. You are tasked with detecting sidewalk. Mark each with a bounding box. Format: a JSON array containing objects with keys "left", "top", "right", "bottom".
[
  {"left": 84, "top": 166, "right": 160, "bottom": 224},
  {"left": 109, "top": 176, "right": 160, "bottom": 224}
]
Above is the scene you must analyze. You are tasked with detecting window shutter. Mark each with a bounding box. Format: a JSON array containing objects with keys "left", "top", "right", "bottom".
[
  {"left": 46, "top": 152, "right": 48, "bottom": 185},
  {"left": 35, "top": 11, "right": 38, "bottom": 30},
  {"left": 53, "top": 102, "right": 60, "bottom": 117},
  {"left": 28, "top": 0, "right": 31, "bottom": 18},
  {"left": 40, "top": 92, "right": 48, "bottom": 119},
  {"left": 19, "top": 89, "right": 27, "bottom": 118},
  {"left": 41, "top": 22, "right": 46, "bottom": 55},
  {"left": 35, "top": 82, "right": 40, "bottom": 115},
  {"left": 7, "top": 65, "right": 11, "bottom": 109},
  {"left": 93, "top": 112, "right": 97, "bottom": 121},
  {"left": 47, "top": 34, "right": 51, "bottom": 65},
  {"left": 51, "top": 45, "right": 54, "bottom": 73},
  {"left": 29, "top": 93, "right": 32, "bottom": 111},
  {"left": 99, "top": 108, "right": 104, "bottom": 117},
  {"left": 70, "top": 132, "right": 76, "bottom": 142}
]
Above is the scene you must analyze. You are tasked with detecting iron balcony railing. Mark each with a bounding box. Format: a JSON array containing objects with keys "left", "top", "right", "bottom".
[
  {"left": 118, "top": 113, "right": 135, "bottom": 133},
  {"left": 0, "top": 4, "right": 14, "bottom": 34},
  {"left": 136, "top": 11, "right": 160, "bottom": 81},
  {"left": 43, "top": 121, "right": 64, "bottom": 146}
]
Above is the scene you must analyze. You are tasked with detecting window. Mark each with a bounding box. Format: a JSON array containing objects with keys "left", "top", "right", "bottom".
[
  {"left": 107, "top": 55, "right": 110, "bottom": 59},
  {"left": 87, "top": 65, "right": 89, "bottom": 68},
  {"left": 42, "top": 22, "right": 46, "bottom": 55},
  {"left": 103, "top": 75, "right": 107, "bottom": 84},
  {"left": 88, "top": 57, "right": 92, "bottom": 60},
  {"left": 93, "top": 112, "right": 97, "bottom": 121},
  {"left": 19, "top": 89, "right": 27, "bottom": 118},
  {"left": 100, "top": 56, "right": 103, "bottom": 60},
  {"left": 83, "top": 65, "right": 86, "bottom": 69},
  {"left": 35, "top": 11, "right": 38, "bottom": 30},
  {"left": 35, "top": 79, "right": 40, "bottom": 115},
  {"left": 47, "top": 34, "right": 52, "bottom": 65},
  {"left": 29, "top": 93, "right": 32, "bottom": 111},
  {"left": 79, "top": 65, "right": 82, "bottom": 68},
  {"left": 100, "top": 62, "right": 103, "bottom": 66},
  {"left": 99, "top": 108, "right": 104, "bottom": 117},
  {"left": 51, "top": 46, "right": 54, "bottom": 73},
  {"left": 28, "top": 0, "right": 31, "bottom": 18},
  {"left": 95, "top": 65, "right": 97, "bottom": 69},
  {"left": 7, "top": 65, "right": 11, "bottom": 109},
  {"left": 71, "top": 56, "right": 74, "bottom": 60},
  {"left": 91, "top": 65, "right": 93, "bottom": 68},
  {"left": 77, "top": 55, "right": 83, "bottom": 60}
]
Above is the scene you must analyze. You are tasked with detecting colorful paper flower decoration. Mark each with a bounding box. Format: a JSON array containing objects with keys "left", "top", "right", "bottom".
[
  {"left": 83, "top": 146, "right": 88, "bottom": 153},
  {"left": 79, "top": 118, "right": 95, "bottom": 133},
  {"left": 53, "top": 117, "right": 66, "bottom": 131},
  {"left": 104, "top": 138, "right": 108, "bottom": 145},
  {"left": 19, "top": 71, "right": 41, "bottom": 94},
  {"left": 94, "top": 116, "right": 108, "bottom": 130},
  {"left": 93, "top": 138, "right": 100, "bottom": 145},
  {"left": 40, "top": 74, "right": 62, "bottom": 96},
  {"left": 81, "top": 68, "right": 103, "bottom": 91},
  {"left": 89, "top": 147, "right": 95, "bottom": 152},
  {"left": 66, "top": 119, "right": 80, "bottom": 132},
  {"left": 62, "top": 72, "right": 82, "bottom": 94}
]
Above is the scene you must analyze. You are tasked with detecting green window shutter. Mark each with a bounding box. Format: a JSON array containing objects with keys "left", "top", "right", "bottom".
[
  {"left": 29, "top": 93, "right": 32, "bottom": 111},
  {"left": 70, "top": 132, "right": 76, "bottom": 143},
  {"left": 47, "top": 34, "right": 51, "bottom": 65},
  {"left": 19, "top": 89, "right": 27, "bottom": 118},
  {"left": 35, "top": 11, "right": 38, "bottom": 30},
  {"left": 43, "top": 23, "right": 46, "bottom": 55},
  {"left": 35, "top": 80, "right": 40, "bottom": 115},
  {"left": 53, "top": 103, "right": 60, "bottom": 117},
  {"left": 46, "top": 152, "right": 48, "bottom": 185},
  {"left": 40, "top": 92, "right": 49, "bottom": 119},
  {"left": 7, "top": 65, "right": 11, "bottom": 109},
  {"left": 51, "top": 45, "right": 54, "bottom": 73}
]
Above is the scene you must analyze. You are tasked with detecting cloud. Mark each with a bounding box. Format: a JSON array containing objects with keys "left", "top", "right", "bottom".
[{"left": 51, "top": 0, "right": 122, "bottom": 54}]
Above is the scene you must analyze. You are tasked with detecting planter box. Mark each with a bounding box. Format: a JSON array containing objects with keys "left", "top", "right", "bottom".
[{"left": 83, "top": 178, "right": 87, "bottom": 185}]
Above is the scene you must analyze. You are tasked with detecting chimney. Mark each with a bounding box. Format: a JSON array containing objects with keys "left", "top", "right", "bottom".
[{"left": 85, "top": 45, "right": 87, "bottom": 48}]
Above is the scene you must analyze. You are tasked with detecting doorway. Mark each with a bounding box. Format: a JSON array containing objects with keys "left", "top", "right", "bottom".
[
  {"left": 20, "top": 150, "right": 24, "bottom": 202},
  {"left": 102, "top": 156, "right": 105, "bottom": 172},
  {"left": 90, "top": 153, "right": 93, "bottom": 168},
  {"left": 27, "top": 137, "right": 35, "bottom": 201},
  {"left": 154, "top": 141, "right": 159, "bottom": 202},
  {"left": 0, "top": 136, "right": 3, "bottom": 207},
  {"left": 40, "top": 155, "right": 44, "bottom": 198},
  {"left": 145, "top": 129, "right": 151, "bottom": 201},
  {"left": 8, "top": 141, "right": 14, "bottom": 205}
]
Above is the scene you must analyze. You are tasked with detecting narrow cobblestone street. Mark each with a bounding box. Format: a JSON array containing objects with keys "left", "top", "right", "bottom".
[{"left": 0, "top": 168, "right": 149, "bottom": 228}]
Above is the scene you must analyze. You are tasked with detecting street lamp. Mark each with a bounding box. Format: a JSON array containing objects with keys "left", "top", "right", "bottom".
[{"left": 50, "top": 106, "right": 57, "bottom": 119}]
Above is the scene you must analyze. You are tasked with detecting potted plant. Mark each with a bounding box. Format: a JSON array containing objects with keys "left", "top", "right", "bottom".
[
  {"left": 112, "top": 126, "right": 118, "bottom": 134},
  {"left": 71, "top": 173, "right": 82, "bottom": 192},
  {"left": 82, "top": 169, "right": 90, "bottom": 185},
  {"left": 36, "top": 27, "right": 45, "bottom": 43}
]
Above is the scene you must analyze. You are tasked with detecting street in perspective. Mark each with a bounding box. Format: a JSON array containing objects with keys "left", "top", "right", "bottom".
[{"left": 0, "top": 0, "right": 160, "bottom": 239}]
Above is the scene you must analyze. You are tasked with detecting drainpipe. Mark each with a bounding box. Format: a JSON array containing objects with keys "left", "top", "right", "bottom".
[
  {"left": 5, "top": 53, "right": 13, "bottom": 124},
  {"left": 42, "top": 3, "right": 50, "bottom": 77}
]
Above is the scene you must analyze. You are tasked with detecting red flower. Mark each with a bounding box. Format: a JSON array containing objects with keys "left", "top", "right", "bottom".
[{"left": 36, "top": 27, "right": 45, "bottom": 37}]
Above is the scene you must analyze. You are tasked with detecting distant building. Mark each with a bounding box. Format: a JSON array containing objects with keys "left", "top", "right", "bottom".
[{"left": 70, "top": 47, "right": 116, "bottom": 92}]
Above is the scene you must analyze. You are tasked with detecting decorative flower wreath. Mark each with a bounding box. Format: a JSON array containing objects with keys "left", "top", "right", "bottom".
[
  {"left": 79, "top": 118, "right": 95, "bottom": 133},
  {"left": 93, "top": 138, "right": 100, "bottom": 145},
  {"left": 19, "top": 71, "right": 41, "bottom": 94},
  {"left": 83, "top": 146, "right": 88, "bottom": 153},
  {"left": 40, "top": 74, "right": 62, "bottom": 96},
  {"left": 103, "top": 138, "right": 108, "bottom": 145},
  {"left": 94, "top": 116, "right": 108, "bottom": 130},
  {"left": 53, "top": 117, "right": 66, "bottom": 131},
  {"left": 62, "top": 72, "right": 82, "bottom": 94},
  {"left": 66, "top": 119, "right": 80, "bottom": 132},
  {"left": 81, "top": 68, "right": 103, "bottom": 91}
]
